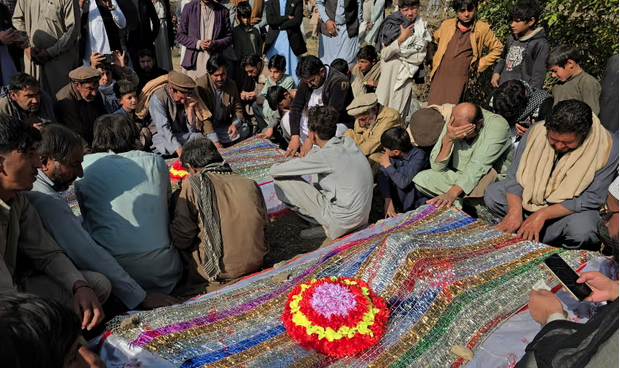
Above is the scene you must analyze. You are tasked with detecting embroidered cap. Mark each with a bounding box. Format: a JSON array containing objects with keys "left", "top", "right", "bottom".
[{"left": 610, "top": 176, "right": 619, "bottom": 201}]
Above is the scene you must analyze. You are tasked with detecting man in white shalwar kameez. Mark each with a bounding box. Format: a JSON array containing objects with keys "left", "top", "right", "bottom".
[
  {"left": 375, "top": 0, "right": 429, "bottom": 122},
  {"left": 316, "top": 0, "right": 363, "bottom": 67}
]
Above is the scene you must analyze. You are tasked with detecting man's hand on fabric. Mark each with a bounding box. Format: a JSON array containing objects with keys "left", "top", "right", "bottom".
[
  {"left": 72, "top": 282, "right": 105, "bottom": 330},
  {"left": 300, "top": 138, "right": 313, "bottom": 157},
  {"left": 257, "top": 127, "right": 274, "bottom": 139},
  {"left": 495, "top": 212, "right": 523, "bottom": 234},
  {"left": 577, "top": 271, "right": 619, "bottom": 302},
  {"left": 427, "top": 192, "right": 457, "bottom": 208},
  {"left": 517, "top": 210, "right": 546, "bottom": 242},
  {"left": 397, "top": 24, "right": 414, "bottom": 45},
  {"left": 141, "top": 292, "right": 181, "bottom": 309},
  {"left": 285, "top": 135, "right": 301, "bottom": 157},
  {"left": 528, "top": 289, "right": 564, "bottom": 325},
  {"left": 384, "top": 199, "right": 397, "bottom": 218}
]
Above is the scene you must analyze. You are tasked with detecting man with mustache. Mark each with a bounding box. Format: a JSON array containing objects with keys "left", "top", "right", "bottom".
[
  {"left": 485, "top": 99, "right": 619, "bottom": 249},
  {"left": 54, "top": 66, "right": 106, "bottom": 147},
  {"left": 0, "top": 72, "right": 56, "bottom": 129}
]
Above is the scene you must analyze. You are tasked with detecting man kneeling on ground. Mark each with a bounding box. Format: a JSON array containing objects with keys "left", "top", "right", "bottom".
[
  {"left": 270, "top": 105, "right": 373, "bottom": 240},
  {"left": 485, "top": 99, "right": 618, "bottom": 249},
  {"left": 171, "top": 138, "right": 269, "bottom": 296}
]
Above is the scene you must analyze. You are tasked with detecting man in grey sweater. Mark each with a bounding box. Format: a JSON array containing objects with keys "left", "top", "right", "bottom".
[{"left": 270, "top": 105, "right": 373, "bottom": 240}]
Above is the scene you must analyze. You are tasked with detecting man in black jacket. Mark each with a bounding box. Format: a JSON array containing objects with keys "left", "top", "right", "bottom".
[
  {"left": 117, "top": 0, "right": 160, "bottom": 68},
  {"left": 285, "top": 55, "right": 354, "bottom": 157}
]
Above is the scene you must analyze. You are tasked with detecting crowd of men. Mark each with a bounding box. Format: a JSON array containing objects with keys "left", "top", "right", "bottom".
[{"left": 0, "top": 0, "right": 618, "bottom": 366}]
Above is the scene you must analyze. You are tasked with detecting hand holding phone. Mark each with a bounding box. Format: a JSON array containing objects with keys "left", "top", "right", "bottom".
[{"left": 543, "top": 254, "right": 592, "bottom": 301}]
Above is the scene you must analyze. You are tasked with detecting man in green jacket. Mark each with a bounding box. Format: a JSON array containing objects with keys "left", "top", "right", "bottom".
[{"left": 413, "top": 102, "right": 512, "bottom": 208}]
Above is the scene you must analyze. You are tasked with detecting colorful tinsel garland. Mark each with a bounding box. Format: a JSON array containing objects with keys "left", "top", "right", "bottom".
[
  {"left": 282, "top": 276, "right": 389, "bottom": 357},
  {"left": 169, "top": 160, "right": 188, "bottom": 182}
]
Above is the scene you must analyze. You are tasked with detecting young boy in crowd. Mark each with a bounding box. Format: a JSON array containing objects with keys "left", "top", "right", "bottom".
[
  {"left": 259, "top": 85, "right": 296, "bottom": 140},
  {"left": 257, "top": 55, "right": 296, "bottom": 130},
  {"left": 548, "top": 44, "right": 602, "bottom": 115},
  {"left": 113, "top": 80, "right": 152, "bottom": 150},
  {"left": 351, "top": 45, "right": 381, "bottom": 97},
  {"left": 231, "top": 3, "right": 261, "bottom": 90},
  {"left": 330, "top": 58, "right": 352, "bottom": 80},
  {"left": 491, "top": 0, "right": 549, "bottom": 89},
  {"left": 233, "top": 2, "right": 261, "bottom": 61},
  {"left": 427, "top": 0, "right": 503, "bottom": 105},
  {"left": 377, "top": 126, "right": 428, "bottom": 218}
]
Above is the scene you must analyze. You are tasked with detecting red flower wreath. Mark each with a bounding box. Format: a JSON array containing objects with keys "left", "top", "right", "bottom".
[
  {"left": 169, "top": 160, "right": 188, "bottom": 182},
  {"left": 282, "top": 276, "right": 389, "bottom": 357}
]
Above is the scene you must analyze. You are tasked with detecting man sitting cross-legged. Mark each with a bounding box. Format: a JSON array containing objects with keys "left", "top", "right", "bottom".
[
  {"left": 413, "top": 102, "right": 513, "bottom": 209},
  {"left": 26, "top": 124, "right": 180, "bottom": 310},
  {"left": 270, "top": 106, "right": 373, "bottom": 240},
  {"left": 485, "top": 99, "right": 619, "bottom": 249},
  {"left": 75, "top": 114, "right": 184, "bottom": 297},
  {"left": 171, "top": 138, "right": 269, "bottom": 296},
  {"left": 0, "top": 113, "right": 108, "bottom": 331}
]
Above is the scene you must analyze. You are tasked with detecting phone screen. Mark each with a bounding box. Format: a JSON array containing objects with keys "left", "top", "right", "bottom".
[{"left": 543, "top": 254, "right": 592, "bottom": 301}]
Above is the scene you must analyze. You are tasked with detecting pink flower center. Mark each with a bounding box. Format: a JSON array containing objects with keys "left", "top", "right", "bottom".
[{"left": 310, "top": 283, "right": 358, "bottom": 319}]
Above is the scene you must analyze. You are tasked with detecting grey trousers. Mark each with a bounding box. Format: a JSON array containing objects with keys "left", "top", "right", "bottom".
[
  {"left": 24, "top": 270, "right": 112, "bottom": 307},
  {"left": 484, "top": 180, "right": 601, "bottom": 249},
  {"left": 274, "top": 177, "right": 361, "bottom": 239}
]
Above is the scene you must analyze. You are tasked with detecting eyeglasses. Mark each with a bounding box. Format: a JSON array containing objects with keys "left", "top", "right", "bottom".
[{"left": 600, "top": 208, "right": 619, "bottom": 222}]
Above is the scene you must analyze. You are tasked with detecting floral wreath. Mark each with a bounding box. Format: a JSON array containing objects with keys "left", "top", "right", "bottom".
[
  {"left": 169, "top": 160, "right": 188, "bottom": 182},
  {"left": 282, "top": 276, "right": 389, "bottom": 357}
]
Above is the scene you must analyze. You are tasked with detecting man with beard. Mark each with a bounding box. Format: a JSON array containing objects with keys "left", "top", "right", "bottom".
[
  {"left": 0, "top": 73, "right": 56, "bottom": 128},
  {"left": 343, "top": 93, "right": 403, "bottom": 175},
  {"left": 196, "top": 53, "right": 249, "bottom": 149},
  {"left": 135, "top": 48, "right": 168, "bottom": 94},
  {"left": 25, "top": 124, "right": 180, "bottom": 310},
  {"left": 515, "top": 176, "right": 619, "bottom": 368},
  {"left": 54, "top": 67, "right": 106, "bottom": 147},
  {"left": 485, "top": 99, "right": 619, "bottom": 249},
  {"left": 285, "top": 55, "right": 353, "bottom": 157}
]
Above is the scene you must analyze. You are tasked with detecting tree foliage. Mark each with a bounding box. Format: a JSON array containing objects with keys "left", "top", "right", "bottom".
[{"left": 434, "top": 0, "right": 620, "bottom": 104}]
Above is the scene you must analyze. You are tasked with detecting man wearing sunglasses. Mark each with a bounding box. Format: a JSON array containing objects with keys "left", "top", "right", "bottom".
[{"left": 485, "top": 99, "right": 618, "bottom": 249}]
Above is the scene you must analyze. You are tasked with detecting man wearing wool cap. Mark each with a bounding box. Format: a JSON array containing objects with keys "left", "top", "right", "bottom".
[
  {"left": 148, "top": 71, "right": 206, "bottom": 157},
  {"left": 54, "top": 66, "right": 106, "bottom": 146},
  {"left": 343, "top": 93, "right": 403, "bottom": 175}
]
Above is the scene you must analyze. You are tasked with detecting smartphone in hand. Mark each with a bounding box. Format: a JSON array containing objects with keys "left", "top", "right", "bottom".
[{"left": 543, "top": 254, "right": 592, "bottom": 301}]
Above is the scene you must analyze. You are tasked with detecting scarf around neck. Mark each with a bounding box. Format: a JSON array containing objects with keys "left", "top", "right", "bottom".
[
  {"left": 516, "top": 115, "right": 612, "bottom": 212},
  {"left": 189, "top": 162, "right": 233, "bottom": 281}
]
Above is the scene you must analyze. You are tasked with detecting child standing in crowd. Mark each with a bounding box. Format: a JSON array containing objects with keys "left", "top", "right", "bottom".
[
  {"left": 258, "top": 55, "right": 296, "bottom": 128},
  {"left": 548, "top": 44, "right": 602, "bottom": 115},
  {"left": 491, "top": 0, "right": 549, "bottom": 89},
  {"left": 350, "top": 45, "right": 381, "bottom": 97},
  {"left": 427, "top": 0, "right": 503, "bottom": 105},
  {"left": 233, "top": 2, "right": 262, "bottom": 63},
  {"left": 377, "top": 126, "right": 428, "bottom": 218}
]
